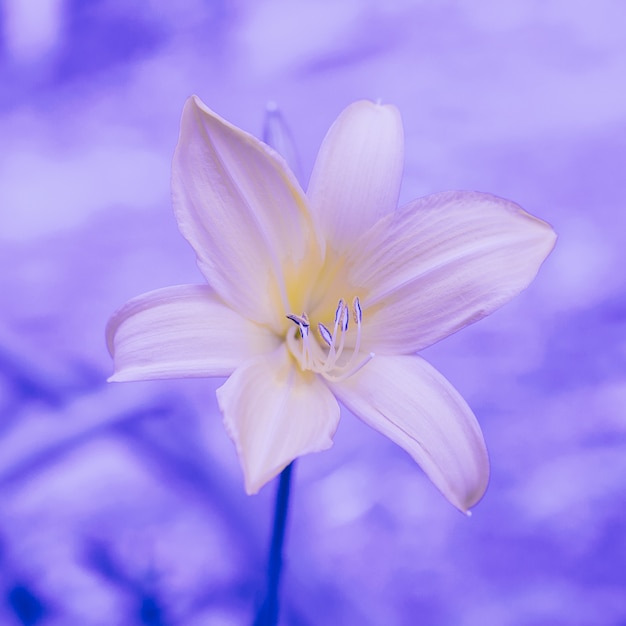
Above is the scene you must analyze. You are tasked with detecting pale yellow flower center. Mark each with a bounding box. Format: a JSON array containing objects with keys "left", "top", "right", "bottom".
[{"left": 285, "top": 296, "right": 374, "bottom": 382}]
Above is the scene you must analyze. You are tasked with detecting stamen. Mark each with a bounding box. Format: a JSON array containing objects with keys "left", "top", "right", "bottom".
[
  {"left": 286, "top": 295, "right": 371, "bottom": 381},
  {"left": 327, "top": 299, "right": 344, "bottom": 360},
  {"left": 351, "top": 297, "right": 363, "bottom": 359}
]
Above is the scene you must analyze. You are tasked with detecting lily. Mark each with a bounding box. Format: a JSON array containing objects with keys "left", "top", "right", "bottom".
[{"left": 106, "top": 97, "right": 556, "bottom": 512}]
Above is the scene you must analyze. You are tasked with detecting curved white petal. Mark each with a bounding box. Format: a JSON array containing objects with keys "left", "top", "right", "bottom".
[
  {"left": 347, "top": 191, "right": 557, "bottom": 353},
  {"left": 217, "top": 345, "right": 340, "bottom": 494},
  {"left": 172, "top": 96, "right": 324, "bottom": 328},
  {"left": 107, "top": 285, "right": 279, "bottom": 381},
  {"left": 331, "top": 355, "right": 489, "bottom": 512},
  {"left": 307, "top": 100, "right": 404, "bottom": 252}
]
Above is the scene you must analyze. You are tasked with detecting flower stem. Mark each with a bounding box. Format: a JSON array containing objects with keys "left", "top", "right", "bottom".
[{"left": 253, "top": 462, "right": 295, "bottom": 626}]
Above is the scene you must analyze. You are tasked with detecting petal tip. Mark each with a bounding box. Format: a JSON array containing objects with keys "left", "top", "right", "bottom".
[
  {"left": 453, "top": 467, "right": 490, "bottom": 514},
  {"left": 188, "top": 93, "right": 206, "bottom": 112},
  {"left": 241, "top": 458, "right": 286, "bottom": 495},
  {"left": 350, "top": 98, "right": 401, "bottom": 117},
  {"left": 243, "top": 477, "right": 262, "bottom": 496}
]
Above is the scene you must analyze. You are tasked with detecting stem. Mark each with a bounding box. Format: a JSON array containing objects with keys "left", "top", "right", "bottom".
[{"left": 253, "top": 462, "right": 295, "bottom": 626}]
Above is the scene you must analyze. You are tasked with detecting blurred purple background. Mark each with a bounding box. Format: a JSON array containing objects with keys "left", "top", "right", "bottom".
[{"left": 1, "top": 1, "right": 625, "bottom": 624}]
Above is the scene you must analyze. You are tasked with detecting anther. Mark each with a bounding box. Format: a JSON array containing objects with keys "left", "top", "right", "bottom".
[
  {"left": 353, "top": 296, "right": 362, "bottom": 324},
  {"left": 340, "top": 304, "right": 349, "bottom": 332},
  {"left": 318, "top": 323, "right": 333, "bottom": 347},
  {"left": 286, "top": 313, "right": 307, "bottom": 327},
  {"left": 286, "top": 314, "right": 309, "bottom": 339},
  {"left": 334, "top": 299, "right": 344, "bottom": 325}
]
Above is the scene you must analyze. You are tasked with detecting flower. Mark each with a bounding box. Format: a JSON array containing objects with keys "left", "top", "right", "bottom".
[{"left": 106, "top": 96, "right": 556, "bottom": 512}]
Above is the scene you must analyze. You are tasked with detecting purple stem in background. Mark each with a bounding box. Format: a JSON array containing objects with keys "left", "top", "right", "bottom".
[
  {"left": 253, "top": 462, "right": 295, "bottom": 626},
  {"left": 253, "top": 103, "right": 299, "bottom": 626}
]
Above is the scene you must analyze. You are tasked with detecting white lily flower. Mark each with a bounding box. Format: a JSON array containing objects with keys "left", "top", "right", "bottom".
[{"left": 106, "top": 96, "right": 556, "bottom": 512}]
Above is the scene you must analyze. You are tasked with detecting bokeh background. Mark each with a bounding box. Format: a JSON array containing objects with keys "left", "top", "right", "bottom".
[{"left": 1, "top": 1, "right": 625, "bottom": 624}]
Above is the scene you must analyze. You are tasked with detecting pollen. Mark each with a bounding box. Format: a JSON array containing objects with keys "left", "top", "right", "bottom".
[{"left": 286, "top": 296, "right": 374, "bottom": 382}]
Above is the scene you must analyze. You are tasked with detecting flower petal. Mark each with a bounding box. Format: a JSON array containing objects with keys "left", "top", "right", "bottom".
[
  {"left": 217, "top": 345, "right": 340, "bottom": 494},
  {"left": 307, "top": 100, "right": 404, "bottom": 252},
  {"left": 330, "top": 355, "right": 489, "bottom": 512},
  {"left": 347, "top": 191, "right": 557, "bottom": 353},
  {"left": 107, "top": 285, "right": 279, "bottom": 381},
  {"left": 172, "top": 96, "right": 324, "bottom": 328}
]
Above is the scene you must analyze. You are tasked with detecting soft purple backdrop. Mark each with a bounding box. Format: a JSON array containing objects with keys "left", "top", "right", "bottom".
[{"left": 1, "top": 1, "right": 625, "bottom": 624}]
